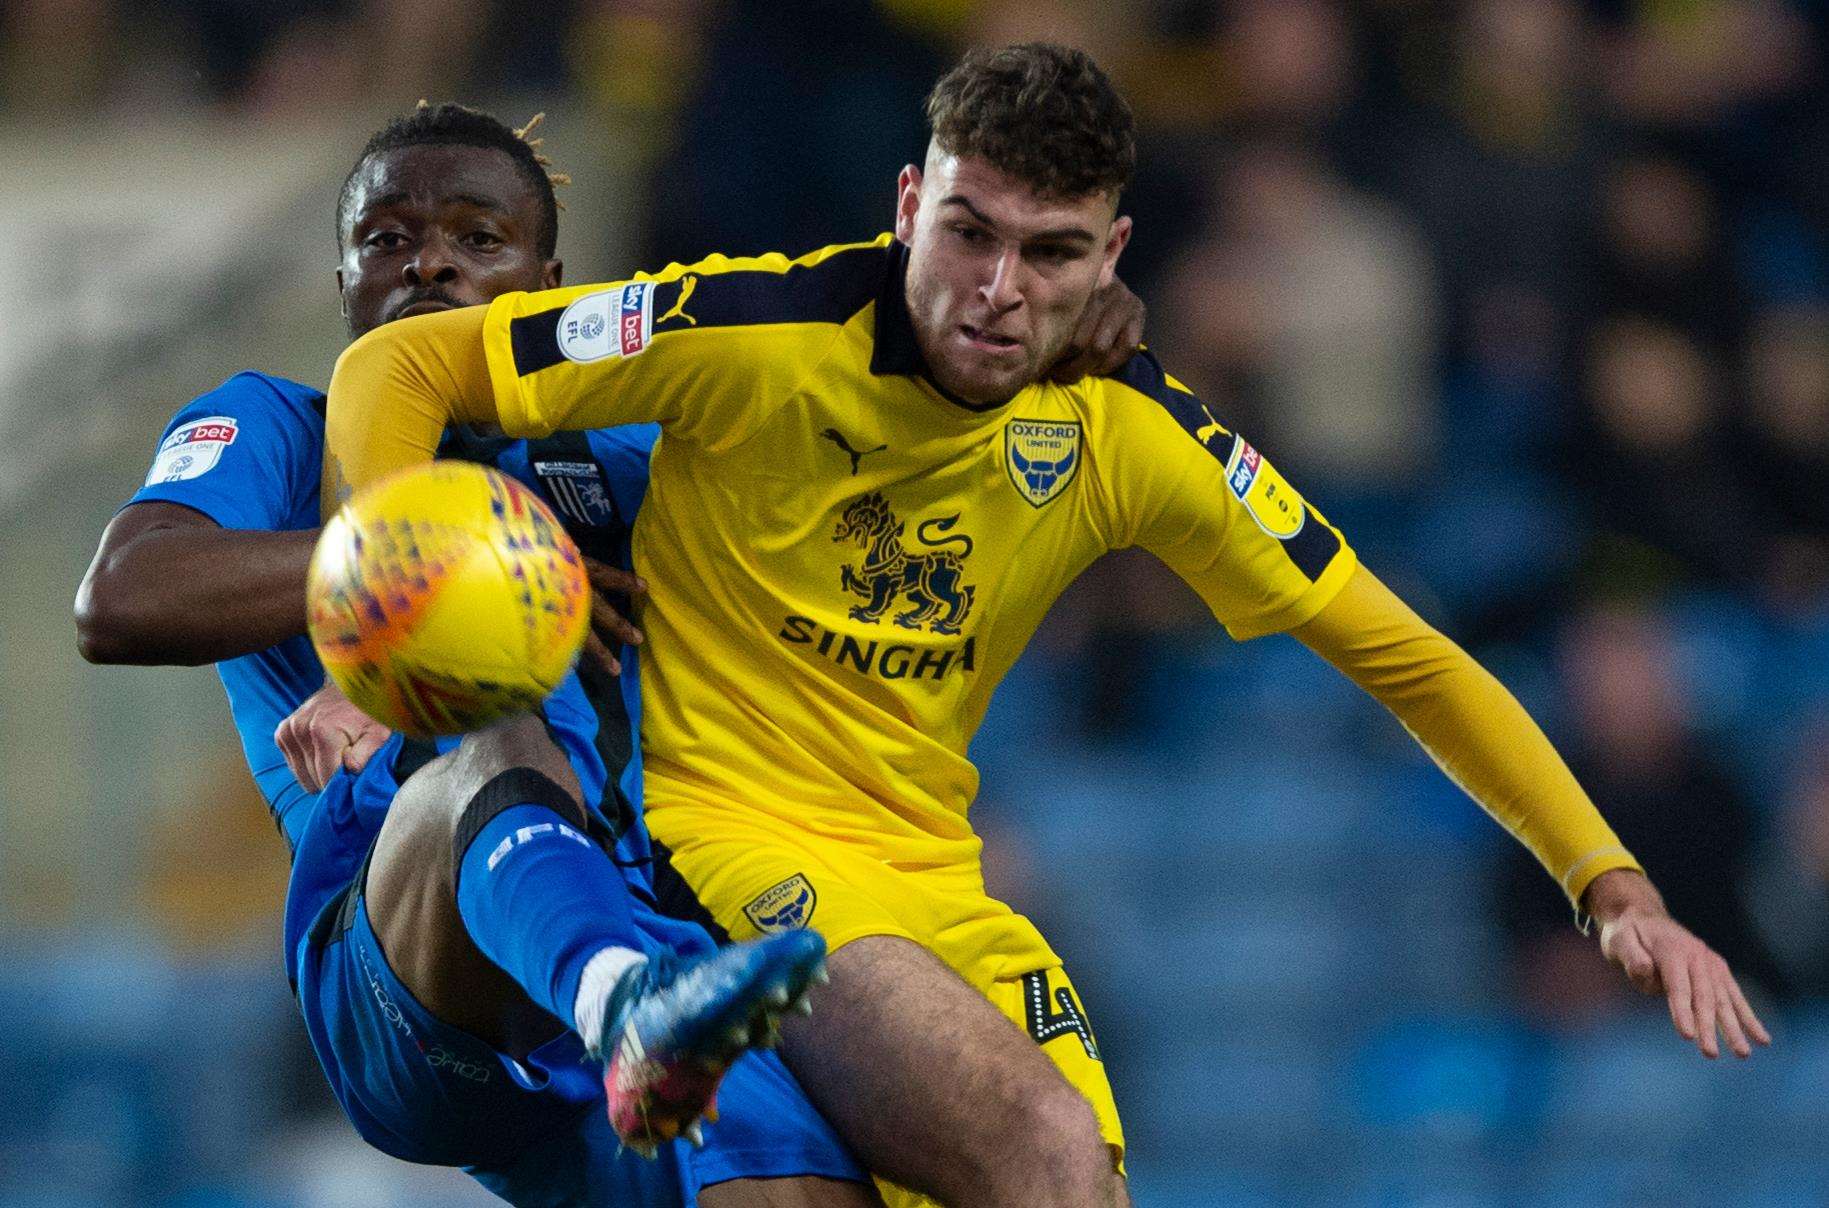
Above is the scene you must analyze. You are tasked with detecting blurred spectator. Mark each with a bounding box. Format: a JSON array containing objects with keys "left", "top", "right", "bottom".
[
  {"left": 172, "top": 0, "right": 359, "bottom": 108},
  {"left": 1573, "top": 314, "right": 1754, "bottom": 588},
  {"left": 571, "top": 0, "right": 716, "bottom": 129},
  {"left": 1740, "top": 304, "right": 1829, "bottom": 609},
  {"left": 640, "top": 0, "right": 947, "bottom": 264},
  {"left": 0, "top": 0, "right": 118, "bottom": 111},
  {"left": 1596, "top": 0, "right": 1816, "bottom": 133},
  {"left": 1388, "top": 0, "right": 1596, "bottom": 365},
  {"left": 1223, "top": 0, "right": 1357, "bottom": 136},
  {"left": 1745, "top": 718, "right": 1829, "bottom": 1000},
  {"left": 1592, "top": 151, "right": 1744, "bottom": 352},
  {"left": 1492, "top": 599, "right": 1790, "bottom": 1027},
  {"left": 1159, "top": 138, "right": 1437, "bottom": 494}
]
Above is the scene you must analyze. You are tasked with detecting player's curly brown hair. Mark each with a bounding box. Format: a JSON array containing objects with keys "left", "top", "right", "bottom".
[{"left": 925, "top": 43, "right": 1135, "bottom": 201}]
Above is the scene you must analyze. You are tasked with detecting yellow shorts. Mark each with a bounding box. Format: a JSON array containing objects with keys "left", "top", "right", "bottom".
[{"left": 645, "top": 802, "right": 1126, "bottom": 1194}]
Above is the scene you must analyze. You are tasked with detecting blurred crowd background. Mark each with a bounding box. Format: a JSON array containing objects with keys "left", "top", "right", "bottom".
[{"left": 2, "top": 0, "right": 1827, "bottom": 1204}]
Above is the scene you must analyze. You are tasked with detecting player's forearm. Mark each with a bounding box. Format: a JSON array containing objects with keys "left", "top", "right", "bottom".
[
  {"left": 323, "top": 305, "right": 498, "bottom": 511},
  {"left": 1294, "top": 568, "right": 1641, "bottom": 906},
  {"left": 76, "top": 525, "right": 318, "bottom": 665},
  {"left": 1372, "top": 640, "right": 1636, "bottom": 900}
]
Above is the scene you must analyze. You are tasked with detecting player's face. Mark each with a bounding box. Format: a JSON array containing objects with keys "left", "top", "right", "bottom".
[
  {"left": 338, "top": 144, "right": 560, "bottom": 338},
  {"left": 895, "top": 147, "right": 1131, "bottom": 405}
]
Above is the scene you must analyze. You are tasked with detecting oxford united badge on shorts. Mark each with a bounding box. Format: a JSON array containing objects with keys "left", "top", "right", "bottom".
[
  {"left": 744, "top": 874, "right": 817, "bottom": 933},
  {"left": 1006, "top": 419, "right": 1082, "bottom": 508}
]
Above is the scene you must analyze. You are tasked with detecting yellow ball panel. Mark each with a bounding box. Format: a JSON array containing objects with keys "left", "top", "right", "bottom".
[{"left": 306, "top": 462, "right": 590, "bottom": 738}]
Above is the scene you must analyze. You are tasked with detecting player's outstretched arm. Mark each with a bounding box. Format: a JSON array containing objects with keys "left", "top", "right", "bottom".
[
  {"left": 325, "top": 253, "right": 862, "bottom": 503},
  {"left": 322, "top": 305, "right": 499, "bottom": 506},
  {"left": 1291, "top": 564, "right": 1770, "bottom": 1059},
  {"left": 76, "top": 502, "right": 318, "bottom": 665}
]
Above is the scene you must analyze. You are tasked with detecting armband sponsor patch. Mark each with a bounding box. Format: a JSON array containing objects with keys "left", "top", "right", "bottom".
[
  {"left": 1224, "top": 437, "right": 1306, "bottom": 539},
  {"left": 144, "top": 415, "right": 238, "bottom": 484},
  {"left": 557, "top": 283, "right": 653, "bottom": 363}
]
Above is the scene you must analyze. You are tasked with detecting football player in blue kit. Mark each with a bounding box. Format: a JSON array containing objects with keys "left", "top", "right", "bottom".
[{"left": 76, "top": 103, "right": 876, "bottom": 1207}]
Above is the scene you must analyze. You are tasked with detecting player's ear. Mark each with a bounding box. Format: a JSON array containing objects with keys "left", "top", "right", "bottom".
[
  {"left": 336, "top": 269, "right": 349, "bottom": 320},
  {"left": 544, "top": 259, "right": 563, "bottom": 289},
  {"left": 894, "top": 164, "right": 922, "bottom": 243},
  {"left": 1097, "top": 215, "right": 1133, "bottom": 289}
]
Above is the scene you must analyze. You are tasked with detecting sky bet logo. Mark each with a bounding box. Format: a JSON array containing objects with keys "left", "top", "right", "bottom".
[
  {"left": 618, "top": 283, "right": 651, "bottom": 355},
  {"left": 1228, "top": 441, "right": 1261, "bottom": 497}
]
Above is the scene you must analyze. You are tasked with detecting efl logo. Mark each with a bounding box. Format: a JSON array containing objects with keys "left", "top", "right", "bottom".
[{"left": 558, "top": 283, "right": 652, "bottom": 363}]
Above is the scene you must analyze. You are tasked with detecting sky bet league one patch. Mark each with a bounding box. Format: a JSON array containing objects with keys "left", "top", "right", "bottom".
[
  {"left": 1223, "top": 437, "right": 1306, "bottom": 539},
  {"left": 144, "top": 416, "right": 238, "bottom": 484},
  {"left": 558, "top": 282, "right": 653, "bottom": 363}
]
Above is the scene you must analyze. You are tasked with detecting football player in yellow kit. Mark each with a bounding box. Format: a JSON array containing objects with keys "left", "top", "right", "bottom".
[{"left": 319, "top": 43, "right": 1769, "bottom": 1208}]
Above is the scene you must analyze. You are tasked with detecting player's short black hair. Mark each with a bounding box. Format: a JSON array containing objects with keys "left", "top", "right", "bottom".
[
  {"left": 925, "top": 43, "right": 1135, "bottom": 201},
  {"left": 336, "top": 102, "right": 564, "bottom": 259}
]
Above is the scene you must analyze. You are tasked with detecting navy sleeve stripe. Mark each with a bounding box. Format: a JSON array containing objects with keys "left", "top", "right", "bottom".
[
  {"left": 510, "top": 243, "right": 889, "bottom": 377},
  {"left": 1113, "top": 348, "right": 1224, "bottom": 444},
  {"left": 1283, "top": 507, "right": 1343, "bottom": 580},
  {"left": 511, "top": 309, "right": 567, "bottom": 376},
  {"left": 654, "top": 245, "right": 888, "bottom": 331},
  {"left": 1115, "top": 348, "right": 1343, "bottom": 584}
]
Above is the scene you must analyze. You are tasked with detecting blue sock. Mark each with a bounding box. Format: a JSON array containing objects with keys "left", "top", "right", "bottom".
[{"left": 454, "top": 802, "right": 644, "bottom": 1034}]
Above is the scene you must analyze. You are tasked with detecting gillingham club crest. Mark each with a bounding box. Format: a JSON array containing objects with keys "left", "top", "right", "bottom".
[{"left": 1005, "top": 419, "right": 1082, "bottom": 508}]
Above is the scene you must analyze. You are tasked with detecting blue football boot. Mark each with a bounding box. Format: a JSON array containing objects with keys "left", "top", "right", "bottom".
[{"left": 595, "top": 928, "right": 828, "bottom": 1155}]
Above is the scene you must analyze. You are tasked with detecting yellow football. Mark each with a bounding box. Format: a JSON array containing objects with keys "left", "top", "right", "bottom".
[{"left": 306, "top": 462, "right": 590, "bottom": 738}]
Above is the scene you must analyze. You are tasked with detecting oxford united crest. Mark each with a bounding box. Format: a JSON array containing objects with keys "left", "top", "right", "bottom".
[
  {"left": 744, "top": 874, "right": 817, "bottom": 933},
  {"left": 1006, "top": 419, "right": 1082, "bottom": 507}
]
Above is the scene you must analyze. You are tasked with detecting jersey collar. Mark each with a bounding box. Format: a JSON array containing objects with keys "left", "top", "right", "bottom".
[{"left": 869, "top": 239, "right": 1011, "bottom": 414}]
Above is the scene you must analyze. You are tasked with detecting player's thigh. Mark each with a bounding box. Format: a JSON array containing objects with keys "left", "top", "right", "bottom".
[
  {"left": 689, "top": 1049, "right": 874, "bottom": 1199},
  {"left": 700, "top": 1178, "right": 883, "bottom": 1208},
  {"left": 363, "top": 716, "right": 588, "bottom": 1049},
  {"left": 777, "top": 935, "right": 1112, "bottom": 1199},
  {"left": 985, "top": 966, "right": 1127, "bottom": 1170}
]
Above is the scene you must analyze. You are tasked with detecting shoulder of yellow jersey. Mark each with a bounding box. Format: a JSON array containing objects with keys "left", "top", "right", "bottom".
[
  {"left": 633, "top": 233, "right": 896, "bottom": 285},
  {"left": 616, "top": 235, "right": 898, "bottom": 344},
  {"left": 1069, "top": 346, "right": 1234, "bottom": 456},
  {"left": 504, "top": 234, "right": 897, "bottom": 383}
]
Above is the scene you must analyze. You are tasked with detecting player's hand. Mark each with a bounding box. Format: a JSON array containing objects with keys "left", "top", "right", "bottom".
[
  {"left": 1585, "top": 869, "right": 1772, "bottom": 1059},
  {"left": 581, "top": 557, "right": 646, "bottom": 677},
  {"left": 1048, "top": 277, "right": 1146, "bottom": 383},
  {"left": 275, "top": 679, "right": 392, "bottom": 793}
]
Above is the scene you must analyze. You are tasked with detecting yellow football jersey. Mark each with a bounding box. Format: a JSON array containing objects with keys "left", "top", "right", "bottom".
[
  {"left": 325, "top": 231, "right": 1644, "bottom": 991},
  {"left": 469, "top": 235, "right": 1355, "bottom": 890}
]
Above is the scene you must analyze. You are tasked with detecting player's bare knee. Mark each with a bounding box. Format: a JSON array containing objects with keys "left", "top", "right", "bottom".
[{"left": 453, "top": 713, "right": 583, "bottom": 807}]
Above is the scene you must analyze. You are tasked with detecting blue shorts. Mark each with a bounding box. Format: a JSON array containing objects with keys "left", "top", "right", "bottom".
[{"left": 295, "top": 883, "right": 864, "bottom": 1205}]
